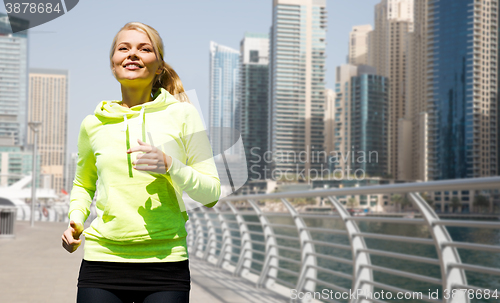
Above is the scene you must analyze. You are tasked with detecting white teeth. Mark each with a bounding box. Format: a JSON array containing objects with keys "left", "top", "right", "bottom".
[{"left": 125, "top": 64, "right": 140, "bottom": 68}]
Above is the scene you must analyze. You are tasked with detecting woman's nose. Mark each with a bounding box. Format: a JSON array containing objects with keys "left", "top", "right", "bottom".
[{"left": 128, "top": 48, "right": 139, "bottom": 58}]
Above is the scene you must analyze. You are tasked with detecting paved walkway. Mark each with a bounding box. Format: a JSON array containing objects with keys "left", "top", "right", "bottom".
[{"left": 0, "top": 221, "right": 287, "bottom": 303}]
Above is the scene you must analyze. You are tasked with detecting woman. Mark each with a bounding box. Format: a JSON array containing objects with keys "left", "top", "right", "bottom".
[{"left": 61, "top": 22, "right": 221, "bottom": 303}]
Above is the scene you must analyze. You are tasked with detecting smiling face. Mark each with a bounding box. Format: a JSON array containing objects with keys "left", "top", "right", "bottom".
[{"left": 111, "top": 29, "right": 162, "bottom": 88}]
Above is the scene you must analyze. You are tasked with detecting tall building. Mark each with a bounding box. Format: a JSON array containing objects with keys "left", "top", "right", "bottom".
[
  {"left": 269, "top": 0, "right": 328, "bottom": 179},
  {"left": 28, "top": 68, "right": 69, "bottom": 193},
  {"left": 65, "top": 152, "right": 78, "bottom": 192},
  {"left": 0, "top": 13, "right": 29, "bottom": 147},
  {"left": 239, "top": 33, "right": 269, "bottom": 181},
  {"left": 368, "top": 0, "right": 414, "bottom": 179},
  {"left": 324, "top": 88, "right": 335, "bottom": 172},
  {"left": 209, "top": 41, "right": 240, "bottom": 157},
  {"left": 329, "top": 64, "right": 388, "bottom": 178},
  {"left": 0, "top": 145, "right": 40, "bottom": 187},
  {"left": 426, "top": 0, "right": 498, "bottom": 179},
  {"left": 348, "top": 25, "right": 373, "bottom": 66},
  {"left": 400, "top": 0, "right": 429, "bottom": 181}
]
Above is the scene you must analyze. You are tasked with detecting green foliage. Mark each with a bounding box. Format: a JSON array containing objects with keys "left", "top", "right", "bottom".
[
  {"left": 346, "top": 197, "right": 358, "bottom": 208},
  {"left": 420, "top": 192, "right": 434, "bottom": 206},
  {"left": 473, "top": 195, "right": 490, "bottom": 213},
  {"left": 450, "top": 197, "right": 461, "bottom": 212},
  {"left": 289, "top": 197, "right": 316, "bottom": 206}
]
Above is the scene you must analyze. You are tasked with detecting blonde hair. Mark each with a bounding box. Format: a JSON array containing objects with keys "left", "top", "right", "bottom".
[{"left": 110, "top": 22, "right": 189, "bottom": 102}]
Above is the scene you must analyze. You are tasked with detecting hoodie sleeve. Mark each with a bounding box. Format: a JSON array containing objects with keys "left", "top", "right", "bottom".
[
  {"left": 166, "top": 103, "right": 221, "bottom": 207},
  {"left": 68, "top": 116, "right": 98, "bottom": 225}
]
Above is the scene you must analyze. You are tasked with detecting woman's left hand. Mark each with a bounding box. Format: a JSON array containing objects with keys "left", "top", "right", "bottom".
[{"left": 127, "top": 138, "right": 172, "bottom": 174}]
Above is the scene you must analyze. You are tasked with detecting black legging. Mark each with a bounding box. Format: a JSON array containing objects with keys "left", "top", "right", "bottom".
[{"left": 77, "top": 287, "right": 189, "bottom": 303}]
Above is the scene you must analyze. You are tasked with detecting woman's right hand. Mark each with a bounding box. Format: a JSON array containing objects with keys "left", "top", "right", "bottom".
[{"left": 62, "top": 220, "right": 84, "bottom": 253}]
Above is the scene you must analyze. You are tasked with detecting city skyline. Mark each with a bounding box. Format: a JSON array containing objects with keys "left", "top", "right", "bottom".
[{"left": 0, "top": 0, "right": 380, "bottom": 154}]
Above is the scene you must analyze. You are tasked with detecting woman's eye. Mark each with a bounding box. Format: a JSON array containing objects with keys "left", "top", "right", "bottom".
[
  {"left": 142, "top": 48, "right": 152, "bottom": 52},
  {"left": 119, "top": 47, "right": 127, "bottom": 51}
]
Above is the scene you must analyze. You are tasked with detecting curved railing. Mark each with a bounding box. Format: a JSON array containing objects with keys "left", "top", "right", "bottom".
[
  {"left": 14, "top": 202, "right": 97, "bottom": 223},
  {"left": 185, "top": 176, "right": 500, "bottom": 303},
  {"left": 9, "top": 177, "right": 500, "bottom": 302}
]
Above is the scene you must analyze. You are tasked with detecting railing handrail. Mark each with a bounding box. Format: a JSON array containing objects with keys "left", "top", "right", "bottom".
[
  {"left": 217, "top": 176, "right": 500, "bottom": 201},
  {"left": 186, "top": 176, "right": 500, "bottom": 303},
  {"left": 8, "top": 177, "right": 500, "bottom": 303}
]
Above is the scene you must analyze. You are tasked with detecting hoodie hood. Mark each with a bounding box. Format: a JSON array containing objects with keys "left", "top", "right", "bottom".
[
  {"left": 94, "top": 87, "right": 179, "bottom": 120},
  {"left": 93, "top": 87, "right": 180, "bottom": 178}
]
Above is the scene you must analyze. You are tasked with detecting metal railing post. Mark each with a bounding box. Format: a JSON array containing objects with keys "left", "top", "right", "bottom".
[
  {"left": 280, "top": 198, "right": 317, "bottom": 298},
  {"left": 327, "top": 196, "right": 373, "bottom": 303},
  {"left": 185, "top": 213, "right": 195, "bottom": 250},
  {"left": 192, "top": 208, "right": 206, "bottom": 258},
  {"left": 202, "top": 208, "right": 218, "bottom": 262},
  {"left": 409, "top": 192, "right": 470, "bottom": 303},
  {"left": 215, "top": 204, "right": 233, "bottom": 268},
  {"left": 247, "top": 199, "right": 279, "bottom": 289},
  {"left": 229, "top": 201, "right": 253, "bottom": 278}
]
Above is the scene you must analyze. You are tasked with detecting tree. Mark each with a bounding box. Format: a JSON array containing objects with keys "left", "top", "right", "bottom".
[
  {"left": 346, "top": 197, "right": 358, "bottom": 209},
  {"left": 400, "top": 196, "right": 412, "bottom": 211},
  {"left": 450, "top": 197, "right": 461, "bottom": 213},
  {"left": 420, "top": 193, "right": 434, "bottom": 207},
  {"left": 391, "top": 194, "right": 404, "bottom": 212},
  {"left": 473, "top": 195, "right": 490, "bottom": 213}
]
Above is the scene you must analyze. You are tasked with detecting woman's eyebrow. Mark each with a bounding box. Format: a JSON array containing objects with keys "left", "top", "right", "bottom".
[{"left": 117, "top": 42, "right": 152, "bottom": 47}]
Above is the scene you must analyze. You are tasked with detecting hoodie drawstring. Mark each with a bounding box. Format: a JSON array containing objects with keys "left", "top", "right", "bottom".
[
  {"left": 140, "top": 105, "right": 146, "bottom": 142},
  {"left": 123, "top": 106, "right": 147, "bottom": 178},
  {"left": 122, "top": 114, "right": 133, "bottom": 178}
]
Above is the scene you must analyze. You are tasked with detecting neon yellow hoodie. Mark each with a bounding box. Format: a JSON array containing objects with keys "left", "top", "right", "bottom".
[{"left": 68, "top": 88, "right": 221, "bottom": 262}]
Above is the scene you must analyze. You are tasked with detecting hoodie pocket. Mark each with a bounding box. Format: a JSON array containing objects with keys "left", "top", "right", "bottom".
[{"left": 99, "top": 178, "right": 187, "bottom": 241}]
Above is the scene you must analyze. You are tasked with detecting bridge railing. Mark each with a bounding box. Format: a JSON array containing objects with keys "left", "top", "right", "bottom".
[
  {"left": 13, "top": 202, "right": 98, "bottom": 223},
  {"left": 185, "top": 176, "right": 500, "bottom": 303}
]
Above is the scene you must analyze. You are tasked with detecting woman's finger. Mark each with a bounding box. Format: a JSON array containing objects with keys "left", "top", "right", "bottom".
[
  {"left": 136, "top": 153, "right": 158, "bottom": 160},
  {"left": 62, "top": 233, "right": 69, "bottom": 245},
  {"left": 134, "top": 159, "right": 159, "bottom": 165},
  {"left": 127, "top": 146, "right": 149, "bottom": 153},
  {"left": 134, "top": 165, "right": 157, "bottom": 170},
  {"left": 134, "top": 164, "right": 166, "bottom": 171}
]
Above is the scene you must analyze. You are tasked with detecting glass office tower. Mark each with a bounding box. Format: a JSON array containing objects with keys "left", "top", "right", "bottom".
[
  {"left": 351, "top": 72, "right": 388, "bottom": 177},
  {"left": 269, "top": 0, "right": 327, "bottom": 177},
  {"left": 428, "top": 0, "right": 498, "bottom": 179},
  {"left": 332, "top": 64, "right": 388, "bottom": 178},
  {"left": 209, "top": 41, "right": 240, "bottom": 157},
  {"left": 239, "top": 33, "right": 269, "bottom": 181},
  {"left": 0, "top": 13, "right": 29, "bottom": 147}
]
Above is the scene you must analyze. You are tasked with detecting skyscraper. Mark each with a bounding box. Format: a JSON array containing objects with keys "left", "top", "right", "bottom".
[
  {"left": 324, "top": 88, "right": 335, "bottom": 172},
  {"left": 239, "top": 33, "right": 269, "bottom": 181},
  {"left": 401, "top": 0, "right": 429, "bottom": 181},
  {"left": 426, "top": 0, "right": 498, "bottom": 179},
  {"left": 348, "top": 25, "right": 373, "bottom": 66},
  {"left": 269, "top": 0, "right": 327, "bottom": 179},
  {"left": 65, "top": 152, "right": 78, "bottom": 192},
  {"left": 0, "top": 13, "right": 29, "bottom": 147},
  {"left": 329, "top": 64, "right": 388, "bottom": 178},
  {"left": 209, "top": 41, "right": 240, "bottom": 157},
  {"left": 368, "top": 0, "right": 414, "bottom": 179},
  {"left": 28, "top": 68, "right": 69, "bottom": 193}
]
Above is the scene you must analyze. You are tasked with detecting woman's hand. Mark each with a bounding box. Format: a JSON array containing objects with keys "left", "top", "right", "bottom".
[
  {"left": 62, "top": 220, "right": 84, "bottom": 253},
  {"left": 127, "top": 138, "right": 172, "bottom": 174}
]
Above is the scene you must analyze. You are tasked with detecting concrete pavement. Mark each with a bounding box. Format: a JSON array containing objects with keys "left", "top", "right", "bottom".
[{"left": 0, "top": 221, "right": 287, "bottom": 303}]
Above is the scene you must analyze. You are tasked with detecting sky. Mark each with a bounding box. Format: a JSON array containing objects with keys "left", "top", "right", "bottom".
[{"left": 1, "top": 0, "right": 380, "bottom": 153}]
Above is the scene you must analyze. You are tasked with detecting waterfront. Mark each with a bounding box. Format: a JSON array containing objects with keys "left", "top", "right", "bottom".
[{"left": 234, "top": 215, "right": 500, "bottom": 303}]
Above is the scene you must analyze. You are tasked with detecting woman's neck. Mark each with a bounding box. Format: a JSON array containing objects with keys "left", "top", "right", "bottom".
[{"left": 119, "top": 85, "right": 154, "bottom": 108}]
